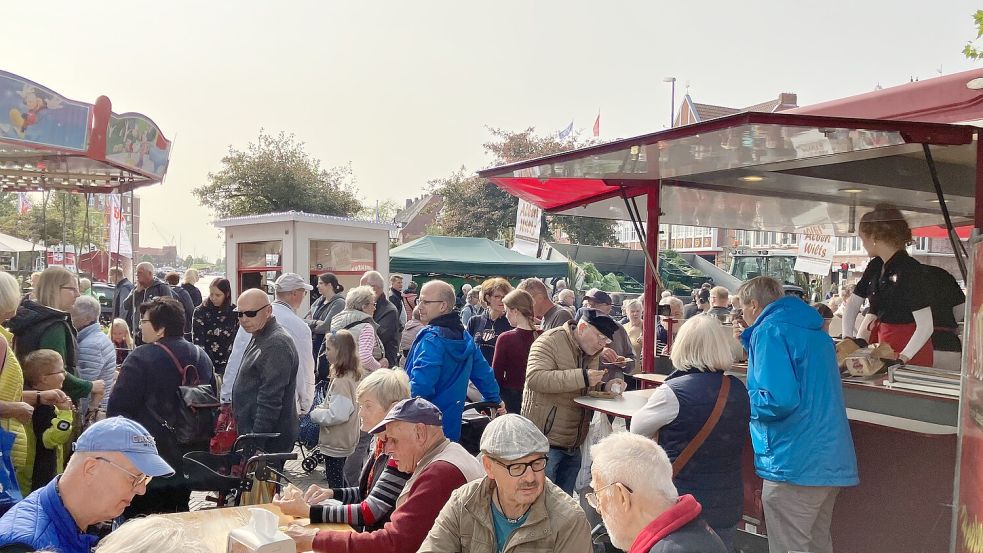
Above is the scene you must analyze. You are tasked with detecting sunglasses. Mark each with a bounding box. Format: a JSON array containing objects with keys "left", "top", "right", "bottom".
[{"left": 233, "top": 304, "right": 272, "bottom": 318}]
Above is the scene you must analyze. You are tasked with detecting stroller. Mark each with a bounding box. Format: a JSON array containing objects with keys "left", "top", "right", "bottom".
[
  {"left": 297, "top": 380, "right": 329, "bottom": 473},
  {"left": 183, "top": 433, "right": 297, "bottom": 508}
]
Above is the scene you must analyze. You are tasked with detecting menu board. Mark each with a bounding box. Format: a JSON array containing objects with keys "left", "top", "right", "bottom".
[{"left": 956, "top": 238, "right": 983, "bottom": 553}]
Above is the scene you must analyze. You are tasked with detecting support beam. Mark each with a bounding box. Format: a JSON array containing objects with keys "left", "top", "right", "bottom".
[
  {"left": 642, "top": 185, "right": 661, "bottom": 375},
  {"left": 977, "top": 136, "right": 983, "bottom": 235}
]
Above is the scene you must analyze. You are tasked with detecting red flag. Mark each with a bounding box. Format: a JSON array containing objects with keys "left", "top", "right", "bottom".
[{"left": 592, "top": 112, "right": 600, "bottom": 137}]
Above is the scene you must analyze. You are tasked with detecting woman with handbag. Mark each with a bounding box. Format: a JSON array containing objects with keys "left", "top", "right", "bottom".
[
  {"left": 629, "top": 315, "right": 750, "bottom": 551},
  {"left": 107, "top": 297, "right": 215, "bottom": 516},
  {"left": 310, "top": 330, "right": 365, "bottom": 487}
]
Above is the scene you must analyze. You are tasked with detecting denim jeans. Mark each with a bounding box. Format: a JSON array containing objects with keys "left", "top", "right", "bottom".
[{"left": 545, "top": 446, "right": 582, "bottom": 495}]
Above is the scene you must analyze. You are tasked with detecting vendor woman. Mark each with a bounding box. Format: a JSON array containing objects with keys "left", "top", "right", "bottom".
[{"left": 843, "top": 204, "right": 934, "bottom": 366}]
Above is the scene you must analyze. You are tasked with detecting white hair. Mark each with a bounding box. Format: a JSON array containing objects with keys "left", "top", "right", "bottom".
[
  {"left": 623, "top": 298, "right": 643, "bottom": 313},
  {"left": 346, "top": 285, "right": 377, "bottom": 311},
  {"left": 0, "top": 272, "right": 20, "bottom": 314},
  {"left": 737, "top": 276, "right": 783, "bottom": 309},
  {"left": 558, "top": 289, "right": 575, "bottom": 302},
  {"left": 592, "top": 432, "right": 678, "bottom": 504},
  {"left": 71, "top": 295, "right": 102, "bottom": 325},
  {"left": 660, "top": 290, "right": 672, "bottom": 299},
  {"left": 94, "top": 515, "right": 210, "bottom": 553},
  {"left": 361, "top": 270, "right": 385, "bottom": 288},
  {"left": 659, "top": 296, "right": 684, "bottom": 318},
  {"left": 669, "top": 315, "right": 738, "bottom": 371},
  {"left": 136, "top": 261, "right": 154, "bottom": 273}
]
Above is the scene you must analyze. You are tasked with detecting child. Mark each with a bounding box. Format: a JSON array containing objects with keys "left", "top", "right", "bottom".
[
  {"left": 310, "top": 330, "right": 365, "bottom": 488},
  {"left": 22, "top": 349, "right": 73, "bottom": 493},
  {"left": 110, "top": 318, "right": 134, "bottom": 367}
]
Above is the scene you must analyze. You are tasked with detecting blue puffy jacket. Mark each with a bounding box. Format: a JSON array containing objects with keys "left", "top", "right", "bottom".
[
  {"left": 404, "top": 312, "right": 501, "bottom": 441},
  {"left": 76, "top": 323, "right": 117, "bottom": 411},
  {"left": 0, "top": 478, "right": 100, "bottom": 553},
  {"left": 740, "top": 296, "right": 859, "bottom": 487}
]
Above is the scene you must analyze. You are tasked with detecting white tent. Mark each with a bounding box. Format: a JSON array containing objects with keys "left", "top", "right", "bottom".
[{"left": 0, "top": 232, "right": 41, "bottom": 253}]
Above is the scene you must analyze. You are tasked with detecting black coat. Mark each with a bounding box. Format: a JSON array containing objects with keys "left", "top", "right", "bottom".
[
  {"left": 181, "top": 283, "right": 203, "bottom": 309},
  {"left": 122, "top": 279, "right": 174, "bottom": 345},
  {"left": 373, "top": 295, "right": 400, "bottom": 367},
  {"left": 170, "top": 285, "right": 196, "bottom": 335},
  {"left": 112, "top": 278, "right": 134, "bottom": 320}
]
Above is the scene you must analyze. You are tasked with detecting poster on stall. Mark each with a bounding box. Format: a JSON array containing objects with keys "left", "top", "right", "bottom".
[
  {"left": 955, "top": 238, "right": 983, "bottom": 553},
  {"left": 107, "top": 194, "right": 133, "bottom": 259},
  {"left": 512, "top": 199, "right": 542, "bottom": 257},
  {"left": 46, "top": 245, "right": 77, "bottom": 274},
  {"left": 793, "top": 224, "right": 835, "bottom": 275}
]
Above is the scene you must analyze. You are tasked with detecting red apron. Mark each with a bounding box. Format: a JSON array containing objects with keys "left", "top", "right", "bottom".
[{"left": 872, "top": 321, "right": 933, "bottom": 367}]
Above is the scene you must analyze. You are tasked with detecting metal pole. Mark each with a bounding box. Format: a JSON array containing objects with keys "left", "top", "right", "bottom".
[
  {"left": 642, "top": 185, "right": 661, "bottom": 375},
  {"left": 670, "top": 80, "right": 676, "bottom": 128}
]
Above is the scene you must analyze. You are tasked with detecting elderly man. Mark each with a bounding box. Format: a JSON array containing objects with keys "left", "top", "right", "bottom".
[
  {"left": 737, "top": 276, "right": 858, "bottom": 553},
  {"left": 361, "top": 271, "right": 400, "bottom": 367},
  {"left": 522, "top": 309, "right": 620, "bottom": 495},
  {"left": 0, "top": 417, "right": 175, "bottom": 553},
  {"left": 557, "top": 288, "right": 576, "bottom": 314},
  {"left": 705, "top": 286, "right": 731, "bottom": 320},
  {"left": 590, "top": 432, "right": 726, "bottom": 553},
  {"left": 271, "top": 273, "right": 317, "bottom": 415},
  {"left": 287, "top": 398, "right": 484, "bottom": 553},
  {"left": 71, "top": 296, "right": 115, "bottom": 419},
  {"left": 580, "top": 289, "right": 634, "bottom": 374},
  {"left": 404, "top": 280, "right": 502, "bottom": 441},
  {"left": 122, "top": 262, "right": 173, "bottom": 345},
  {"left": 459, "top": 287, "right": 483, "bottom": 328},
  {"left": 109, "top": 267, "right": 133, "bottom": 320},
  {"left": 232, "top": 288, "right": 299, "bottom": 455},
  {"left": 518, "top": 278, "right": 572, "bottom": 331},
  {"left": 419, "top": 414, "right": 593, "bottom": 553}
]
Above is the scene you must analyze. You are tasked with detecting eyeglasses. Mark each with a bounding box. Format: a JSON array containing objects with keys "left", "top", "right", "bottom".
[
  {"left": 139, "top": 318, "right": 152, "bottom": 324},
  {"left": 60, "top": 286, "right": 79, "bottom": 293},
  {"left": 491, "top": 456, "right": 548, "bottom": 477},
  {"left": 233, "top": 304, "right": 272, "bottom": 318},
  {"left": 418, "top": 299, "right": 444, "bottom": 305},
  {"left": 585, "top": 481, "right": 634, "bottom": 509},
  {"left": 94, "top": 456, "right": 152, "bottom": 489}
]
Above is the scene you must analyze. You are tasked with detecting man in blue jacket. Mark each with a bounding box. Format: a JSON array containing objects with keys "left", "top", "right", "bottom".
[
  {"left": 0, "top": 416, "right": 175, "bottom": 553},
  {"left": 404, "top": 280, "right": 503, "bottom": 441},
  {"left": 736, "top": 276, "right": 858, "bottom": 553}
]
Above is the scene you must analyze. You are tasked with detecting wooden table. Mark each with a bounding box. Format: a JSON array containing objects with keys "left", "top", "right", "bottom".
[
  {"left": 162, "top": 503, "right": 352, "bottom": 553},
  {"left": 574, "top": 388, "right": 655, "bottom": 419}
]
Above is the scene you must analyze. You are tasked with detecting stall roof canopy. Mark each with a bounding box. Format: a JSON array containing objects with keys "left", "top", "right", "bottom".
[
  {"left": 477, "top": 112, "right": 981, "bottom": 235},
  {"left": 0, "top": 231, "right": 40, "bottom": 253},
  {"left": 390, "top": 236, "right": 568, "bottom": 278}
]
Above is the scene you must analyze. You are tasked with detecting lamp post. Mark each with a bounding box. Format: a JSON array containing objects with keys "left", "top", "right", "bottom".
[{"left": 663, "top": 77, "right": 676, "bottom": 128}]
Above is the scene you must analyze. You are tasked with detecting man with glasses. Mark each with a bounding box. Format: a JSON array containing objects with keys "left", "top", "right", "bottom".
[
  {"left": 521, "top": 309, "right": 618, "bottom": 495},
  {"left": 0, "top": 417, "right": 174, "bottom": 553},
  {"left": 589, "top": 432, "right": 726, "bottom": 553},
  {"left": 419, "top": 414, "right": 592, "bottom": 553},
  {"left": 231, "top": 288, "right": 300, "bottom": 455},
  {"left": 403, "top": 280, "right": 503, "bottom": 442}
]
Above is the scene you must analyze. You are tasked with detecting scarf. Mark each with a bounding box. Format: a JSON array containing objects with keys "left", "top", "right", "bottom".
[{"left": 628, "top": 494, "right": 702, "bottom": 553}]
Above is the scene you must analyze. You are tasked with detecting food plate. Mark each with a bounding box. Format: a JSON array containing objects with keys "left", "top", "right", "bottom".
[{"left": 588, "top": 390, "right": 619, "bottom": 399}]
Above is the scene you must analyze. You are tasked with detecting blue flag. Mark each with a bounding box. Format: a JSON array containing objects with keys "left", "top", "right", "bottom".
[{"left": 558, "top": 120, "right": 574, "bottom": 140}]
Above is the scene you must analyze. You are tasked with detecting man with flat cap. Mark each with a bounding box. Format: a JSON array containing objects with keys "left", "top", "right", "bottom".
[
  {"left": 286, "top": 398, "right": 484, "bottom": 553},
  {"left": 0, "top": 417, "right": 175, "bottom": 553},
  {"left": 522, "top": 309, "right": 621, "bottom": 495},
  {"left": 419, "top": 414, "right": 593, "bottom": 552}
]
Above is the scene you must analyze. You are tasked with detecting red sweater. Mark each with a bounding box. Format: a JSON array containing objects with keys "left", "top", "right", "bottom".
[
  {"left": 312, "top": 460, "right": 468, "bottom": 553},
  {"left": 491, "top": 328, "right": 537, "bottom": 390}
]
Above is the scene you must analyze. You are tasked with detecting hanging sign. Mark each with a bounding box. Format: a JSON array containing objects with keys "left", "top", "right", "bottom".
[
  {"left": 512, "top": 199, "right": 543, "bottom": 257},
  {"left": 793, "top": 224, "right": 835, "bottom": 275}
]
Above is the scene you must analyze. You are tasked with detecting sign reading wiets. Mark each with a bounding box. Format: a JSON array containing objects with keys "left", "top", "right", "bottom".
[{"left": 794, "top": 224, "right": 835, "bottom": 275}]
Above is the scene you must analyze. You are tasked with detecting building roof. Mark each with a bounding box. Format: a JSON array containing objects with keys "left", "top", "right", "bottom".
[
  {"left": 690, "top": 102, "right": 740, "bottom": 122},
  {"left": 395, "top": 195, "right": 439, "bottom": 225},
  {"left": 214, "top": 211, "right": 398, "bottom": 231},
  {"left": 681, "top": 93, "right": 798, "bottom": 124}
]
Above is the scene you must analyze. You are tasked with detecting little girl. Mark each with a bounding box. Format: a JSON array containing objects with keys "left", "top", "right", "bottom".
[
  {"left": 311, "top": 330, "right": 366, "bottom": 488},
  {"left": 110, "top": 319, "right": 134, "bottom": 367}
]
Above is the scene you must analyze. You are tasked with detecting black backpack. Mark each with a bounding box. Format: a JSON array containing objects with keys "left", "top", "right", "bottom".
[{"left": 151, "top": 343, "right": 220, "bottom": 447}]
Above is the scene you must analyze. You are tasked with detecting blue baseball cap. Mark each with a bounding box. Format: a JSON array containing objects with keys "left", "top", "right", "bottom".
[
  {"left": 73, "top": 417, "right": 175, "bottom": 477},
  {"left": 369, "top": 398, "right": 443, "bottom": 434}
]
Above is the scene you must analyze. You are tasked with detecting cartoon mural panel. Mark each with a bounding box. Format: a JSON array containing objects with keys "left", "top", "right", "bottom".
[
  {"left": 106, "top": 113, "right": 171, "bottom": 177},
  {"left": 0, "top": 71, "right": 90, "bottom": 151}
]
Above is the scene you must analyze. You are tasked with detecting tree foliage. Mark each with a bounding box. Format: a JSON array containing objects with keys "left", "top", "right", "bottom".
[
  {"left": 430, "top": 127, "right": 618, "bottom": 246},
  {"left": 966, "top": 10, "right": 983, "bottom": 60},
  {"left": 0, "top": 192, "right": 105, "bottom": 252},
  {"left": 193, "top": 131, "right": 362, "bottom": 219}
]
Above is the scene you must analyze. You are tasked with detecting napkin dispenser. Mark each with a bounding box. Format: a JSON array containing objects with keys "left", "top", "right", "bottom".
[{"left": 227, "top": 508, "right": 294, "bottom": 553}]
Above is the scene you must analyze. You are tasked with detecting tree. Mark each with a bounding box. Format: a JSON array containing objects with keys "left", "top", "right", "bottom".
[
  {"left": 0, "top": 192, "right": 106, "bottom": 252},
  {"left": 430, "top": 126, "right": 619, "bottom": 246},
  {"left": 966, "top": 10, "right": 983, "bottom": 59},
  {"left": 184, "top": 255, "right": 194, "bottom": 267},
  {"left": 358, "top": 199, "right": 401, "bottom": 223},
  {"left": 193, "top": 131, "right": 362, "bottom": 219}
]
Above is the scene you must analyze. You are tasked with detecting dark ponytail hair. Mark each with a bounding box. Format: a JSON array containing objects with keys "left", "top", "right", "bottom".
[{"left": 319, "top": 272, "right": 344, "bottom": 294}]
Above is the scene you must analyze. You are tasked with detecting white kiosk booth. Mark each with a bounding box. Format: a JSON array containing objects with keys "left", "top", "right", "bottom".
[{"left": 216, "top": 211, "right": 397, "bottom": 311}]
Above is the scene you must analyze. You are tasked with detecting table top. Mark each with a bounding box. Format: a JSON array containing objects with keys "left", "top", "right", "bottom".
[
  {"left": 574, "top": 388, "right": 656, "bottom": 419},
  {"left": 845, "top": 408, "right": 957, "bottom": 436},
  {"left": 161, "top": 503, "right": 352, "bottom": 553},
  {"left": 630, "top": 373, "right": 667, "bottom": 384}
]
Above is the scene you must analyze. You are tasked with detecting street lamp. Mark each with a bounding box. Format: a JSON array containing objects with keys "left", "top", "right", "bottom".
[{"left": 663, "top": 77, "right": 676, "bottom": 128}]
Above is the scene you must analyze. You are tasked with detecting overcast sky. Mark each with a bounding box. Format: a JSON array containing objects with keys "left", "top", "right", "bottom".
[{"left": 8, "top": 1, "right": 978, "bottom": 258}]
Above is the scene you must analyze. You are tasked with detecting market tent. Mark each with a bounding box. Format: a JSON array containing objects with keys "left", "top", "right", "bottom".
[
  {"left": 0, "top": 232, "right": 40, "bottom": 252},
  {"left": 390, "top": 236, "right": 568, "bottom": 278}
]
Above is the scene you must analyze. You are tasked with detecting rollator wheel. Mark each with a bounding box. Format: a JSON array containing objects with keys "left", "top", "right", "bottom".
[{"left": 301, "top": 456, "right": 319, "bottom": 473}]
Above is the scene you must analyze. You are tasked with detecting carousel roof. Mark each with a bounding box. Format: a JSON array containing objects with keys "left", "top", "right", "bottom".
[{"left": 0, "top": 70, "right": 171, "bottom": 194}]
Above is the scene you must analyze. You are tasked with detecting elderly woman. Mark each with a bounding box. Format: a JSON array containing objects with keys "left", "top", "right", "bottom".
[
  {"left": 459, "top": 287, "right": 483, "bottom": 328},
  {"left": 331, "top": 286, "right": 385, "bottom": 371},
  {"left": 107, "top": 297, "right": 214, "bottom": 516},
  {"left": 8, "top": 266, "right": 104, "bottom": 406},
  {"left": 181, "top": 268, "right": 203, "bottom": 308},
  {"left": 466, "top": 277, "right": 514, "bottom": 366},
  {"left": 623, "top": 298, "right": 644, "bottom": 359},
  {"left": 275, "top": 368, "right": 411, "bottom": 531},
  {"left": 70, "top": 296, "right": 117, "bottom": 422},
  {"left": 630, "top": 315, "right": 750, "bottom": 551}
]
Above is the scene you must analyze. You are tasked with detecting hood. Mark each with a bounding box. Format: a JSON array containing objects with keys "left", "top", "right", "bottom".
[
  {"left": 741, "top": 296, "right": 823, "bottom": 345},
  {"left": 332, "top": 308, "right": 373, "bottom": 329},
  {"left": 422, "top": 312, "right": 477, "bottom": 363},
  {"left": 8, "top": 299, "right": 66, "bottom": 334}
]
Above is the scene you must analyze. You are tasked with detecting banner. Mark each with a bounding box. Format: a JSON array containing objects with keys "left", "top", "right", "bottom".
[
  {"left": 793, "top": 224, "right": 835, "bottom": 275},
  {"left": 955, "top": 239, "right": 983, "bottom": 553},
  {"left": 513, "top": 199, "right": 542, "bottom": 257},
  {"left": 107, "top": 194, "right": 133, "bottom": 258},
  {"left": 46, "top": 245, "right": 77, "bottom": 274}
]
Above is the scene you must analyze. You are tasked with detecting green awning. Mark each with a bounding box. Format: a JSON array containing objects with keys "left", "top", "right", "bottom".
[{"left": 390, "top": 236, "right": 568, "bottom": 278}]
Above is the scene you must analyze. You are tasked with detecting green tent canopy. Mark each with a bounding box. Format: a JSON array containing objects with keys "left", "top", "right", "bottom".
[{"left": 389, "top": 236, "right": 568, "bottom": 278}]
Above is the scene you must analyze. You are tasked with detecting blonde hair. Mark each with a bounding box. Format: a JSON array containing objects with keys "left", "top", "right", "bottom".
[
  {"left": 710, "top": 286, "right": 729, "bottom": 302},
  {"left": 184, "top": 268, "right": 199, "bottom": 284},
  {"left": 355, "top": 368, "right": 410, "bottom": 409},
  {"left": 659, "top": 296, "right": 684, "bottom": 318},
  {"left": 111, "top": 318, "right": 135, "bottom": 349},
  {"left": 669, "top": 315, "right": 737, "bottom": 372},
  {"left": 480, "top": 277, "right": 513, "bottom": 306},
  {"left": 94, "top": 515, "right": 211, "bottom": 553},
  {"left": 23, "top": 349, "right": 63, "bottom": 387},
  {"left": 35, "top": 266, "right": 77, "bottom": 310},
  {"left": 0, "top": 272, "right": 21, "bottom": 314}
]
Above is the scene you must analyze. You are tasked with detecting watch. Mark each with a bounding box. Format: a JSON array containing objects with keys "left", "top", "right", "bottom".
[{"left": 35, "top": 391, "right": 41, "bottom": 405}]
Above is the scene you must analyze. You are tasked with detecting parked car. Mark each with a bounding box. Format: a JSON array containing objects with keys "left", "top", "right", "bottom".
[{"left": 90, "top": 281, "right": 115, "bottom": 325}]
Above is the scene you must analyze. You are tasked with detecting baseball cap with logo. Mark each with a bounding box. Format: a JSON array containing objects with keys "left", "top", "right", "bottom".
[
  {"left": 274, "top": 272, "right": 314, "bottom": 292},
  {"left": 369, "top": 397, "right": 443, "bottom": 434},
  {"left": 73, "top": 416, "right": 175, "bottom": 477}
]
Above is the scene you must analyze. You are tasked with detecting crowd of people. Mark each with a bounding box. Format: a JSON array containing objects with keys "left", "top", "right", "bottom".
[{"left": 0, "top": 206, "right": 952, "bottom": 553}]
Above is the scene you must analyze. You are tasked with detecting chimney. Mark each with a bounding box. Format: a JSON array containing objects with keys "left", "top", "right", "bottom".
[
  {"left": 405, "top": 198, "right": 412, "bottom": 209},
  {"left": 779, "top": 92, "right": 798, "bottom": 108}
]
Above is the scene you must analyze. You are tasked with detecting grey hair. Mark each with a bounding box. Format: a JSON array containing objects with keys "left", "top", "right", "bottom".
[
  {"left": 0, "top": 272, "right": 20, "bottom": 314},
  {"left": 558, "top": 289, "right": 575, "bottom": 302},
  {"left": 94, "top": 515, "right": 211, "bottom": 553},
  {"left": 710, "top": 286, "right": 729, "bottom": 302},
  {"left": 669, "top": 315, "right": 737, "bottom": 371},
  {"left": 136, "top": 261, "right": 154, "bottom": 273},
  {"left": 517, "top": 277, "right": 548, "bottom": 298},
  {"left": 591, "top": 432, "right": 678, "bottom": 504},
  {"left": 79, "top": 278, "right": 92, "bottom": 292},
  {"left": 737, "top": 276, "right": 783, "bottom": 309},
  {"left": 346, "top": 285, "right": 377, "bottom": 311},
  {"left": 361, "top": 270, "right": 385, "bottom": 288},
  {"left": 623, "top": 298, "right": 642, "bottom": 313},
  {"left": 355, "top": 368, "right": 410, "bottom": 410},
  {"left": 71, "top": 295, "right": 102, "bottom": 325},
  {"left": 659, "top": 296, "right": 684, "bottom": 318},
  {"left": 467, "top": 287, "right": 481, "bottom": 299}
]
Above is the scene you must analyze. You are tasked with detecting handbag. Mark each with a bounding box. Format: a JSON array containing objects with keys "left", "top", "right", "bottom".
[
  {"left": 671, "top": 375, "right": 731, "bottom": 477},
  {"left": 298, "top": 380, "right": 330, "bottom": 448},
  {"left": 210, "top": 404, "right": 238, "bottom": 455},
  {"left": 153, "top": 342, "right": 221, "bottom": 447}
]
